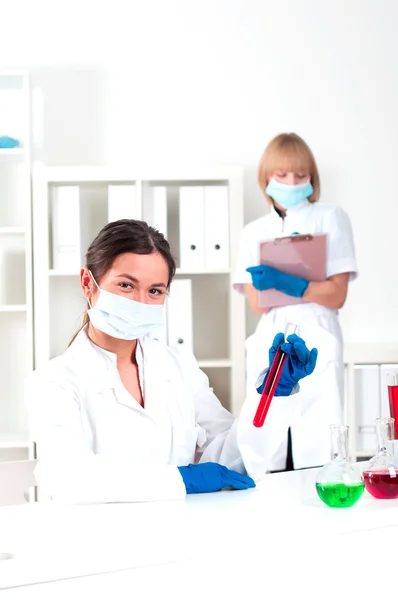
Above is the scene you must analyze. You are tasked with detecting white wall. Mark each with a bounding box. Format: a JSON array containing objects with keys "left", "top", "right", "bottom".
[{"left": 2, "top": 0, "right": 398, "bottom": 343}]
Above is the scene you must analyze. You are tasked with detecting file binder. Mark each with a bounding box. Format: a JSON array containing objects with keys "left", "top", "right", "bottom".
[
  {"left": 167, "top": 278, "right": 193, "bottom": 353},
  {"left": 204, "top": 185, "right": 229, "bottom": 269},
  {"left": 108, "top": 185, "right": 136, "bottom": 223},
  {"left": 52, "top": 185, "right": 80, "bottom": 271},
  {"left": 179, "top": 187, "right": 205, "bottom": 270},
  {"left": 143, "top": 186, "right": 167, "bottom": 237}
]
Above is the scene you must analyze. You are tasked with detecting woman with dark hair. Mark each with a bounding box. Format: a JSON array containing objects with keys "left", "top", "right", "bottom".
[{"left": 26, "top": 219, "right": 317, "bottom": 503}]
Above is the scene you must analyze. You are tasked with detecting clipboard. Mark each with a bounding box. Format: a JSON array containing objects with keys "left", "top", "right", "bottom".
[{"left": 258, "top": 233, "right": 327, "bottom": 309}]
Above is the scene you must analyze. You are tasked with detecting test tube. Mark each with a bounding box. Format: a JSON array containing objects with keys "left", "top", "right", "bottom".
[
  {"left": 387, "top": 372, "right": 398, "bottom": 439},
  {"left": 253, "top": 322, "right": 298, "bottom": 428}
]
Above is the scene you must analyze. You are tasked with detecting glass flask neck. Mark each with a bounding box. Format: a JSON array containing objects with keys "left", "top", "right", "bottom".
[
  {"left": 330, "top": 425, "right": 348, "bottom": 461},
  {"left": 376, "top": 417, "right": 395, "bottom": 454}
]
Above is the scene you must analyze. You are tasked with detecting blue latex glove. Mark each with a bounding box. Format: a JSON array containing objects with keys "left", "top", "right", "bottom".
[
  {"left": 246, "top": 265, "right": 309, "bottom": 298},
  {"left": 177, "top": 463, "right": 256, "bottom": 494},
  {"left": 257, "top": 333, "right": 318, "bottom": 396}
]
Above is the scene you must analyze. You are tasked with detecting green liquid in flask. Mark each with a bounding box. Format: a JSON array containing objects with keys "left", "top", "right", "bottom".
[{"left": 316, "top": 481, "right": 364, "bottom": 508}]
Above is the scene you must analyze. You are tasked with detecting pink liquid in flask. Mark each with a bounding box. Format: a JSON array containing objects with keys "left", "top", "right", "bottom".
[
  {"left": 362, "top": 421, "right": 398, "bottom": 499},
  {"left": 362, "top": 470, "right": 398, "bottom": 499}
]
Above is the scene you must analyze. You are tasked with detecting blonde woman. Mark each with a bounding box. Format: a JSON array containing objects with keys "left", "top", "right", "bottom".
[{"left": 233, "top": 133, "right": 357, "bottom": 472}]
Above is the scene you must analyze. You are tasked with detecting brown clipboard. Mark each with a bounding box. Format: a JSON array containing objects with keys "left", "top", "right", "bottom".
[{"left": 257, "top": 233, "right": 327, "bottom": 309}]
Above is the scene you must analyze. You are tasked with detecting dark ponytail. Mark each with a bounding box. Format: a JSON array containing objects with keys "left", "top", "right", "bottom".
[{"left": 70, "top": 219, "right": 176, "bottom": 345}]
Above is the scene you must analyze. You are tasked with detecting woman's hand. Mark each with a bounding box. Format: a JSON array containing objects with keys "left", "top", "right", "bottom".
[
  {"left": 257, "top": 333, "right": 318, "bottom": 396},
  {"left": 246, "top": 265, "right": 309, "bottom": 298},
  {"left": 177, "top": 463, "right": 256, "bottom": 494}
]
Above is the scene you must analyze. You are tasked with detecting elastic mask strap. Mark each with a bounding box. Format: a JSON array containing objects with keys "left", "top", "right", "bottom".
[{"left": 88, "top": 270, "right": 100, "bottom": 309}]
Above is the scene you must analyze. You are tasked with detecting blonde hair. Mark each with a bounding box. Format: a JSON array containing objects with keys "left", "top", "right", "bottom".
[{"left": 258, "top": 133, "right": 320, "bottom": 204}]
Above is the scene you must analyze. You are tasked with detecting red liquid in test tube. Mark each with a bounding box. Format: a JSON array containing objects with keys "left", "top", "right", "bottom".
[
  {"left": 253, "top": 323, "right": 298, "bottom": 428},
  {"left": 388, "top": 373, "right": 398, "bottom": 438}
]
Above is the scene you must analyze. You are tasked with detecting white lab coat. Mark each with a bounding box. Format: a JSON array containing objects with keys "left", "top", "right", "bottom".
[
  {"left": 233, "top": 200, "right": 357, "bottom": 470},
  {"left": 26, "top": 327, "right": 299, "bottom": 504}
]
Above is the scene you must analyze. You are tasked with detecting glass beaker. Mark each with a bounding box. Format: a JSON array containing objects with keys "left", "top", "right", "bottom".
[
  {"left": 362, "top": 417, "right": 398, "bottom": 499},
  {"left": 316, "top": 425, "right": 364, "bottom": 508}
]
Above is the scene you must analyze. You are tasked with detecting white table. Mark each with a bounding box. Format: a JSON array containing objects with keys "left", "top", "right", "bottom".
[{"left": 1, "top": 467, "right": 397, "bottom": 598}]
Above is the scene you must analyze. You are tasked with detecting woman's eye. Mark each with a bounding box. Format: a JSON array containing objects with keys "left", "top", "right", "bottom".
[
  {"left": 119, "top": 282, "right": 133, "bottom": 289},
  {"left": 149, "top": 288, "right": 164, "bottom": 296},
  {"left": 276, "top": 172, "right": 286, "bottom": 178},
  {"left": 297, "top": 174, "right": 307, "bottom": 179}
]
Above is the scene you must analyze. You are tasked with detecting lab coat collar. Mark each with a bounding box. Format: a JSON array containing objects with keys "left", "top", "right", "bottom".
[
  {"left": 269, "top": 199, "right": 311, "bottom": 229},
  {"left": 66, "top": 326, "right": 144, "bottom": 393},
  {"left": 285, "top": 198, "right": 311, "bottom": 216}
]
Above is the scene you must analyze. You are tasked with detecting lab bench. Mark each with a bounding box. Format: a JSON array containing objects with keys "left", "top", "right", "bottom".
[{"left": 1, "top": 467, "right": 397, "bottom": 598}]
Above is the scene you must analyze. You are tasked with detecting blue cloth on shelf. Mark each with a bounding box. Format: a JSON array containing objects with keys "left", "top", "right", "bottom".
[{"left": 0, "top": 136, "right": 20, "bottom": 149}]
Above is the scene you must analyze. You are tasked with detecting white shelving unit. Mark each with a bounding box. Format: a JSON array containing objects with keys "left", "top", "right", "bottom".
[
  {"left": 32, "top": 166, "right": 246, "bottom": 415},
  {"left": 0, "top": 71, "right": 34, "bottom": 461},
  {"left": 344, "top": 343, "right": 398, "bottom": 462}
]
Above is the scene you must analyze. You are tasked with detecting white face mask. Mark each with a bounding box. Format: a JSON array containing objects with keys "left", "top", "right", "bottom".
[
  {"left": 87, "top": 272, "right": 165, "bottom": 341},
  {"left": 266, "top": 178, "right": 313, "bottom": 209}
]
